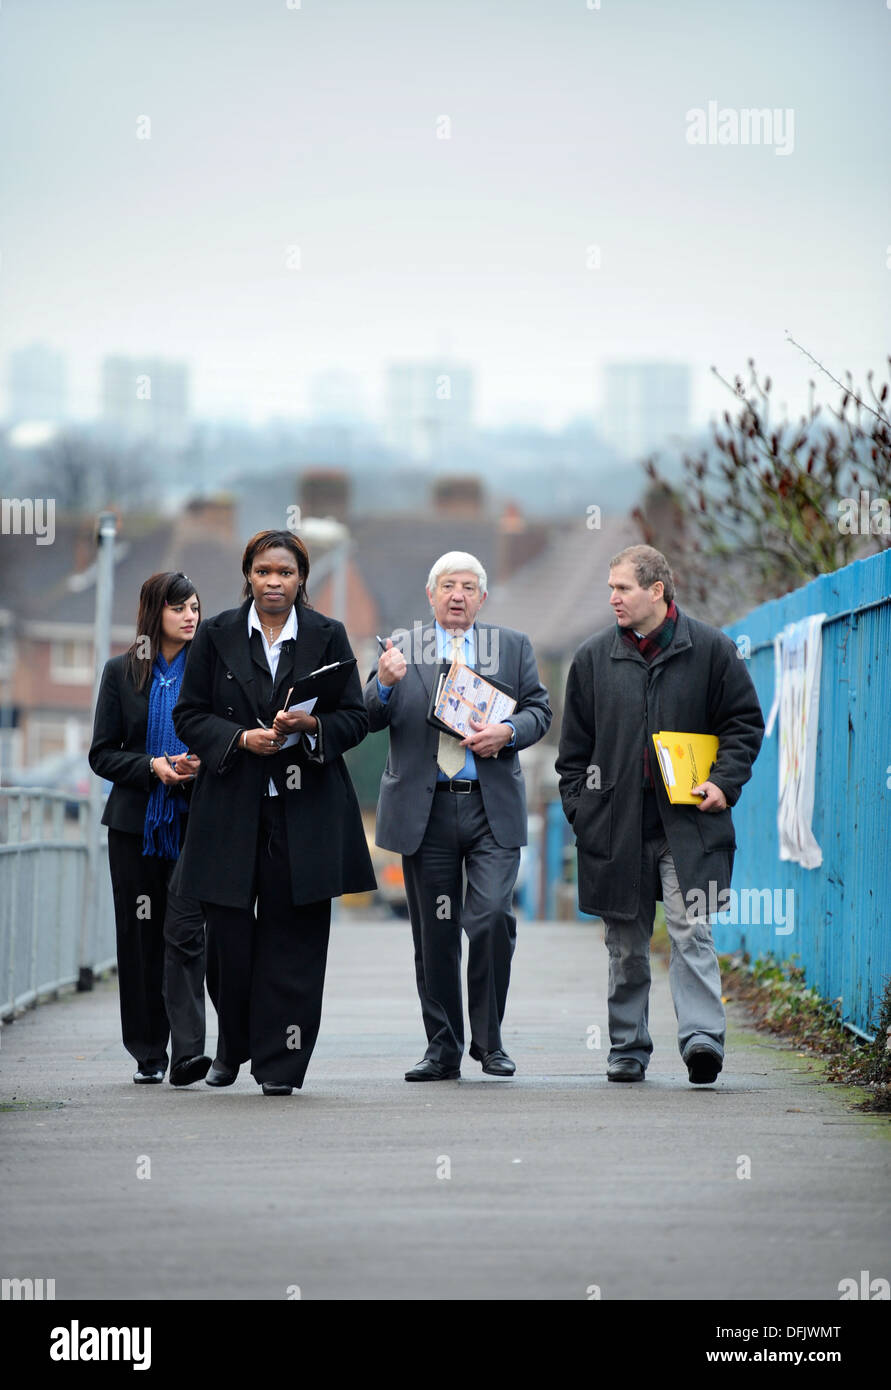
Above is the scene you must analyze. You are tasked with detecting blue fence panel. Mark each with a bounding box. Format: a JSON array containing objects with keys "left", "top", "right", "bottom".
[{"left": 724, "top": 549, "right": 891, "bottom": 1036}]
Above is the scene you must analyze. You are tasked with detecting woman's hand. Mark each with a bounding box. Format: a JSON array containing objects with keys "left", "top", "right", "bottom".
[
  {"left": 152, "top": 757, "right": 196, "bottom": 787},
  {"left": 170, "top": 753, "right": 201, "bottom": 779},
  {"left": 272, "top": 709, "right": 318, "bottom": 738},
  {"left": 242, "top": 727, "right": 290, "bottom": 756}
]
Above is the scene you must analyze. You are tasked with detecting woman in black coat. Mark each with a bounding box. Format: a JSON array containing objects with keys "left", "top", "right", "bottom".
[
  {"left": 89, "top": 571, "right": 209, "bottom": 1086},
  {"left": 171, "top": 528, "right": 375, "bottom": 1096}
]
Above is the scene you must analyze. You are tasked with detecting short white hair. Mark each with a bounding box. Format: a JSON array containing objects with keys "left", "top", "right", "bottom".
[{"left": 426, "top": 551, "right": 488, "bottom": 596}]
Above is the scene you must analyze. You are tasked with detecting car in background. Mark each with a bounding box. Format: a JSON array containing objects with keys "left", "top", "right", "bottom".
[
  {"left": 341, "top": 812, "right": 409, "bottom": 917},
  {"left": 374, "top": 850, "right": 409, "bottom": 918}
]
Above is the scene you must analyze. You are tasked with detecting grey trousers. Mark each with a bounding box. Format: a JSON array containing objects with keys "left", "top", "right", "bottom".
[{"left": 600, "top": 837, "right": 726, "bottom": 1068}]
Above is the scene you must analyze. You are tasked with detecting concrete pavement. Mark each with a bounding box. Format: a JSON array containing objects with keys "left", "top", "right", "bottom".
[{"left": 1, "top": 914, "right": 889, "bottom": 1300}]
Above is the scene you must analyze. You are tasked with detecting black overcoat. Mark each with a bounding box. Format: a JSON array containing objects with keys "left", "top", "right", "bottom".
[
  {"left": 556, "top": 609, "right": 764, "bottom": 921},
  {"left": 171, "top": 600, "right": 376, "bottom": 910}
]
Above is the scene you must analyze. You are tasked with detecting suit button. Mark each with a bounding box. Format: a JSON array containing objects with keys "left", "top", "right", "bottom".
[
  {"left": 226, "top": 671, "right": 234, "bottom": 679},
  {"left": 226, "top": 707, "right": 234, "bottom": 716}
]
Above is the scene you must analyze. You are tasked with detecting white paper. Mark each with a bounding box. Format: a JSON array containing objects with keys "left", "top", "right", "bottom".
[
  {"left": 277, "top": 696, "right": 318, "bottom": 750},
  {"left": 655, "top": 740, "right": 676, "bottom": 788}
]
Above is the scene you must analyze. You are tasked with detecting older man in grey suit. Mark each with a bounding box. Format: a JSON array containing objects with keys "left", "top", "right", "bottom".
[{"left": 365, "top": 551, "right": 551, "bottom": 1081}]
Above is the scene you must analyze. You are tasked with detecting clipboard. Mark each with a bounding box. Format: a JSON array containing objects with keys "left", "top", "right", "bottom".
[
  {"left": 425, "top": 662, "right": 517, "bottom": 741},
  {"left": 279, "top": 658, "right": 358, "bottom": 713}
]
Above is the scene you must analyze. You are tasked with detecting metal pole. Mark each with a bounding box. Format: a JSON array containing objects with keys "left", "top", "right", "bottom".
[{"left": 78, "top": 511, "right": 117, "bottom": 990}]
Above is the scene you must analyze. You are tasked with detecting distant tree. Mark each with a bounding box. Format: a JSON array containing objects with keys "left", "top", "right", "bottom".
[
  {"left": 37, "top": 430, "right": 154, "bottom": 512},
  {"left": 634, "top": 344, "right": 891, "bottom": 606}
]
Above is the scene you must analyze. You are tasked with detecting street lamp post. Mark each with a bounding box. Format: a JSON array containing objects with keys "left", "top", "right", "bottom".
[{"left": 78, "top": 511, "right": 117, "bottom": 990}]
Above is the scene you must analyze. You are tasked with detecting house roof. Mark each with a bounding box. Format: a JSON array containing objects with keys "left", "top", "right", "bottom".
[
  {"left": 349, "top": 515, "right": 502, "bottom": 636},
  {"left": 16, "top": 518, "right": 246, "bottom": 632},
  {"left": 482, "top": 516, "right": 640, "bottom": 658}
]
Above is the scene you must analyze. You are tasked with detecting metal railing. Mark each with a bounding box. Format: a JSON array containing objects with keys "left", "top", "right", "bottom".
[{"left": 0, "top": 789, "right": 116, "bottom": 1021}]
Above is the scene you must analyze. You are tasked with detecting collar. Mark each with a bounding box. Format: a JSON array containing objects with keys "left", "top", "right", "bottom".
[
  {"left": 434, "top": 620, "right": 473, "bottom": 651},
  {"left": 611, "top": 603, "right": 690, "bottom": 665},
  {"left": 622, "top": 600, "right": 678, "bottom": 652},
  {"left": 248, "top": 600, "right": 298, "bottom": 646}
]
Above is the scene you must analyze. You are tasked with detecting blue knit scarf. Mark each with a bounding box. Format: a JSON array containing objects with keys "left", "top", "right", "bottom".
[{"left": 142, "top": 648, "right": 188, "bottom": 859}]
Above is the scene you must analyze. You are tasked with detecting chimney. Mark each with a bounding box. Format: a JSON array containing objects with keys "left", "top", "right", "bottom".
[
  {"left": 432, "top": 476, "right": 485, "bottom": 519},
  {"left": 300, "top": 468, "right": 351, "bottom": 523},
  {"left": 178, "top": 494, "right": 237, "bottom": 541},
  {"left": 73, "top": 517, "right": 96, "bottom": 574},
  {"left": 496, "top": 502, "right": 551, "bottom": 581}
]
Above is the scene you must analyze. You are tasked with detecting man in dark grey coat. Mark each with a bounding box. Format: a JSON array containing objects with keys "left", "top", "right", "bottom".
[
  {"left": 365, "top": 551, "right": 551, "bottom": 1081},
  {"left": 556, "top": 545, "right": 764, "bottom": 1085}
]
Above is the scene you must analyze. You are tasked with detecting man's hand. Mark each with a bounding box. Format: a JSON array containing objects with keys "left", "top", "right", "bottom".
[
  {"left": 692, "top": 780, "right": 727, "bottom": 812},
  {"left": 272, "top": 708, "right": 318, "bottom": 737},
  {"left": 377, "top": 638, "right": 407, "bottom": 688},
  {"left": 461, "top": 718, "right": 513, "bottom": 759}
]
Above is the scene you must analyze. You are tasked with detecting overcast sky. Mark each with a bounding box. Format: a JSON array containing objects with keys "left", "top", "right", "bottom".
[{"left": 1, "top": 0, "right": 888, "bottom": 429}]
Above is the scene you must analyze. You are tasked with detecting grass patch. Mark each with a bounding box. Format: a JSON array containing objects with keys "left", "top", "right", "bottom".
[
  {"left": 0, "top": 1100, "right": 65, "bottom": 1111},
  {"left": 719, "top": 952, "right": 891, "bottom": 1114}
]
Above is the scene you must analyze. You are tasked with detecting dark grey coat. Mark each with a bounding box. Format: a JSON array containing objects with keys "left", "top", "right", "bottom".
[
  {"left": 365, "top": 622, "right": 552, "bottom": 855},
  {"left": 556, "top": 609, "right": 764, "bottom": 921},
  {"left": 171, "top": 600, "right": 375, "bottom": 910}
]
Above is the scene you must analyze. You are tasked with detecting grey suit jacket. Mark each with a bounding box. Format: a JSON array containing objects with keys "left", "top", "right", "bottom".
[{"left": 364, "top": 622, "right": 551, "bottom": 855}]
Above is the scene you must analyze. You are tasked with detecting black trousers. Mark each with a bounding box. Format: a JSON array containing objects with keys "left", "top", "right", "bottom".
[
  {"left": 202, "top": 796, "right": 331, "bottom": 1089},
  {"left": 106, "top": 830, "right": 206, "bottom": 1071},
  {"left": 402, "top": 786, "right": 520, "bottom": 1067}
]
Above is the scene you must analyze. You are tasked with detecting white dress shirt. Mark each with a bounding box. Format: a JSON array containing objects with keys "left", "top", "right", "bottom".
[{"left": 248, "top": 601, "right": 298, "bottom": 797}]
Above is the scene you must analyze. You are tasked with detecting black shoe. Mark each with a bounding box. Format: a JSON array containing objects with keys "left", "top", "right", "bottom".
[
  {"left": 133, "top": 1066, "right": 165, "bottom": 1084},
  {"left": 261, "top": 1083, "right": 293, "bottom": 1096},
  {"left": 404, "top": 1058, "right": 461, "bottom": 1082},
  {"left": 475, "top": 1048, "right": 516, "bottom": 1077},
  {"left": 607, "top": 1057, "right": 645, "bottom": 1082},
  {"left": 205, "top": 1061, "right": 239, "bottom": 1087},
  {"left": 685, "top": 1046, "right": 723, "bottom": 1085},
  {"left": 170, "top": 1055, "right": 211, "bottom": 1087}
]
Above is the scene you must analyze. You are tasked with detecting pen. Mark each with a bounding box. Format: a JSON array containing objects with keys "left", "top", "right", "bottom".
[{"left": 163, "top": 750, "right": 197, "bottom": 778}]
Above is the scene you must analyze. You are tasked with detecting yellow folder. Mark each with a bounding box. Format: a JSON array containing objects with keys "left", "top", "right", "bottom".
[{"left": 652, "top": 731, "right": 719, "bottom": 805}]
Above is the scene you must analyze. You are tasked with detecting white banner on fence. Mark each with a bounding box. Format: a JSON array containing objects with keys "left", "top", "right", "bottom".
[{"left": 765, "top": 613, "right": 826, "bottom": 869}]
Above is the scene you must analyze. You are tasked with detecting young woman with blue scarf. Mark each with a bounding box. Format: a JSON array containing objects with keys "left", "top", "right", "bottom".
[{"left": 89, "top": 571, "right": 209, "bottom": 1087}]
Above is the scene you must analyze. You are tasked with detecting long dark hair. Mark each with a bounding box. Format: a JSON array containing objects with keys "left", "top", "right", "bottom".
[
  {"left": 125, "top": 572, "right": 200, "bottom": 692},
  {"left": 241, "top": 530, "right": 311, "bottom": 608}
]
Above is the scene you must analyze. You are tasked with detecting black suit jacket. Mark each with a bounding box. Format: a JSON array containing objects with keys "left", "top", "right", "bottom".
[
  {"left": 171, "top": 600, "right": 376, "bottom": 910},
  {"left": 89, "top": 653, "right": 191, "bottom": 836}
]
